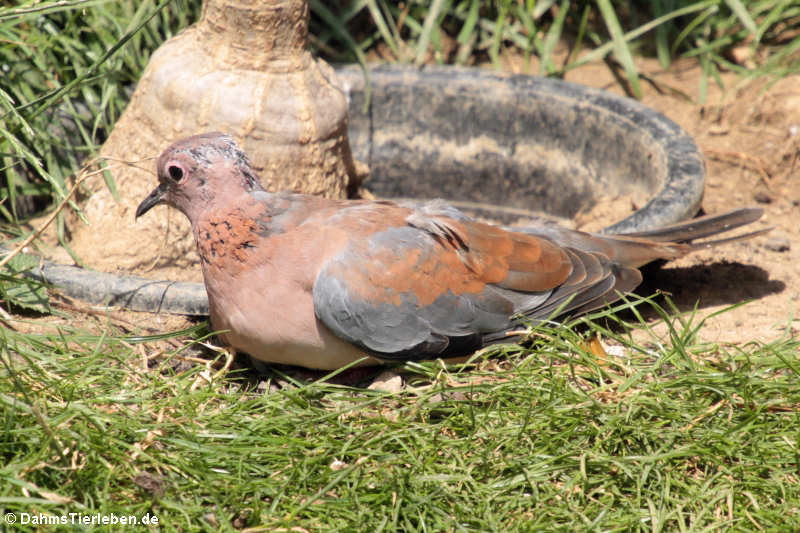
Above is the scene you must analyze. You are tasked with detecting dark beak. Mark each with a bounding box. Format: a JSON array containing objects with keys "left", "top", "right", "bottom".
[{"left": 135, "top": 183, "right": 168, "bottom": 219}]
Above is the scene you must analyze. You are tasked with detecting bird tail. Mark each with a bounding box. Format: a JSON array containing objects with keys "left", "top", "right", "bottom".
[
  {"left": 518, "top": 207, "right": 769, "bottom": 269},
  {"left": 617, "top": 207, "right": 766, "bottom": 243},
  {"left": 602, "top": 207, "right": 769, "bottom": 267}
]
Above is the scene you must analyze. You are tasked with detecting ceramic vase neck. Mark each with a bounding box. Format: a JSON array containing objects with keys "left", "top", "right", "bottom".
[{"left": 197, "top": 0, "right": 310, "bottom": 70}]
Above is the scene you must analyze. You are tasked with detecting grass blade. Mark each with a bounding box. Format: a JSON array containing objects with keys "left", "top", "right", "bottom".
[
  {"left": 539, "top": 0, "right": 568, "bottom": 76},
  {"left": 456, "top": 0, "right": 480, "bottom": 44},
  {"left": 309, "top": 0, "right": 372, "bottom": 109},
  {"left": 724, "top": 0, "right": 757, "bottom": 36},
  {"left": 568, "top": 1, "right": 715, "bottom": 72},
  {"left": 415, "top": 0, "right": 447, "bottom": 65},
  {"left": 595, "top": 0, "right": 642, "bottom": 98},
  {"left": 364, "top": 0, "right": 401, "bottom": 58}
]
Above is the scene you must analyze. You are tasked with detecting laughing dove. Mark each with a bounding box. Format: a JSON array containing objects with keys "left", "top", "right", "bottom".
[{"left": 136, "top": 133, "right": 766, "bottom": 369}]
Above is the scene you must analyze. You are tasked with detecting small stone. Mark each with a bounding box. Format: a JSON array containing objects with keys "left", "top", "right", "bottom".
[
  {"left": 132, "top": 472, "right": 166, "bottom": 498},
  {"left": 729, "top": 45, "right": 755, "bottom": 68},
  {"left": 427, "top": 393, "right": 444, "bottom": 404},
  {"left": 330, "top": 459, "right": 348, "bottom": 471},
  {"left": 753, "top": 190, "right": 773, "bottom": 204},
  {"left": 367, "top": 371, "right": 403, "bottom": 393},
  {"left": 604, "top": 345, "right": 628, "bottom": 359},
  {"left": 448, "top": 391, "right": 468, "bottom": 402},
  {"left": 763, "top": 236, "right": 790, "bottom": 252}
]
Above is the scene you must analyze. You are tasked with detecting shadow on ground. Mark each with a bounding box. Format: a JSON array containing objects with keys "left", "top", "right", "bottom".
[{"left": 635, "top": 261, "right": 785, "bottom": 311}]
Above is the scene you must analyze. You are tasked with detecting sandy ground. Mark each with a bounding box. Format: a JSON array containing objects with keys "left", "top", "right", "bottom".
[{"left": 26, "top": 54, "right": 800, "bottom": 350}]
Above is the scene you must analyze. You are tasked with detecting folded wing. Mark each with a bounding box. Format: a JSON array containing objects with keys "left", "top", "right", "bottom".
[{"left": 313, "top": 201, "right": 639, "bottom": 361}]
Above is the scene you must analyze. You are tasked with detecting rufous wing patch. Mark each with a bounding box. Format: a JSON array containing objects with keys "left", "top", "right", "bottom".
[{"left": 456, "top": 220, "right": 573, "bottom": 293}]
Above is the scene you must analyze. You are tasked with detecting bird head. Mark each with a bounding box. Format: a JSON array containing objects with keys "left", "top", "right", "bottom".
[{"left": 136, "top": 132, "right": 263, "bottom": 222}]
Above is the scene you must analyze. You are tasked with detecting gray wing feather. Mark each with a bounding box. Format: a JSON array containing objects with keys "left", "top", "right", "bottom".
[{"left": 312, "top": 224, "right": 535, "bottom": 360}]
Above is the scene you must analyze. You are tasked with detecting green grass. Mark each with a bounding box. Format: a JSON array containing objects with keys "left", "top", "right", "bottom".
[
  {"left": 0, "top": 0, "right": 200, "bottom": 259},
  {"left": 1, "top": 299, "right": 798, "bottom": 531},
  {"left": 313, "top": 1, "right": 800, "bottom": 97}
]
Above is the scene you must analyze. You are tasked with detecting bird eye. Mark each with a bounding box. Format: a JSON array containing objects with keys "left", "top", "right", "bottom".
[{"left": 168, "top": 165, "right": 184, "bottom": 182}]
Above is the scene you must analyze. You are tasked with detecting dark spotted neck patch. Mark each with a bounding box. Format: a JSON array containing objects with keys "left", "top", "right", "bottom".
[{"left": 196, "top": 210, "right": 260, "bottom": 268}]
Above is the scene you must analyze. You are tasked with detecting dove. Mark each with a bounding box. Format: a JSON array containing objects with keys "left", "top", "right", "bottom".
[{"left": 136, "top": 133, "right": 766, "bottom": 369}]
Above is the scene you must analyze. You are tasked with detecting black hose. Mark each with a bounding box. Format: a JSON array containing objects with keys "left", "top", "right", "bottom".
[{"left": 26, "top": 260, "right": 209, "bottom": 315}]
